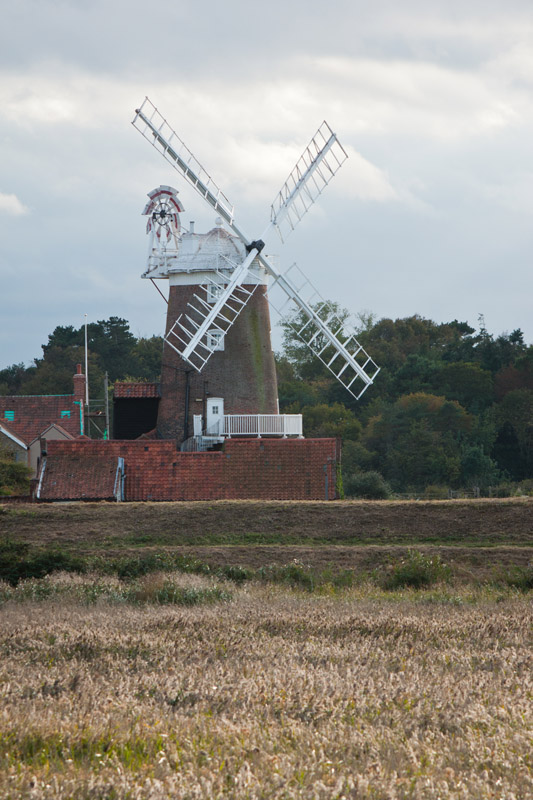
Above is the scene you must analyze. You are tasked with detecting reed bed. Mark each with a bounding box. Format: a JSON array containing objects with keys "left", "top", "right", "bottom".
[{"left": 0, "top": 576, "right": 531, "bottom": 799}]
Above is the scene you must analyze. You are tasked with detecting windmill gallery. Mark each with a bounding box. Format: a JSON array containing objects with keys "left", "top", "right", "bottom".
[{"left": 30, "top": 100, "right": 379, "bottom": 501}]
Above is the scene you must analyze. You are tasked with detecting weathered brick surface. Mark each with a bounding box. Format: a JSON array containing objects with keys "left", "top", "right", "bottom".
[
  {"left": 40, "top": 438, "right": 338, "bottom": 501},
  {"left": 158, "top": 284, "right": 279, "bottom": 441}
]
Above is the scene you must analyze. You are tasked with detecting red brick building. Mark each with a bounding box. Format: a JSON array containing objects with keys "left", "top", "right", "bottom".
[{"left": 37, "top": 438, "right": 338, "bottom": 502}]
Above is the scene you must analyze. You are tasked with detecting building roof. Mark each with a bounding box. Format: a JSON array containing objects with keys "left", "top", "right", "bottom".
[
  {"left": 0, "top": 395, "right": 83, "bottom": 442},
  {"left": 114, "top": 382, "right": 160, "bottom": 399},
  {"left": 172, "top": 225, "right": 244, "bottom": 272},
  {"left": 39, "top": 451, "right": 120, "bottom": 501},
  {"left": 28, "top": 423, "right": 75, "bottom": 447}
]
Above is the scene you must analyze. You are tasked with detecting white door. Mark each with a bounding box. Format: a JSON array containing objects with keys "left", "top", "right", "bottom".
[{"left": 206, "top": 397, "right": 224, "bottom": 435}]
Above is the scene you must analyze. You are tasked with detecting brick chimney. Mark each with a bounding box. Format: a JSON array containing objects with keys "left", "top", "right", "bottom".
[{"left": 73, "top": 364, "right": 86, "bottom": 403}]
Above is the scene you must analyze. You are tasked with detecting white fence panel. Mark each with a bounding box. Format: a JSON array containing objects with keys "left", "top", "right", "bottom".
[{"left": 221, "top": 414, "right": 302, "bottom": 437}]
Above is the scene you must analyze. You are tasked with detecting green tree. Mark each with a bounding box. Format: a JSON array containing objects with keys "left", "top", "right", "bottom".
[
  {"left": 432, "top": 362, "right": 494, "bottom": 413},
  {"left": 344, "top": 470, "right": 391, "bottom": 499},
  {"left": 392, "top": 354, "right": 439, "bottom": 398},
  {"left": 359, "top": 316, "right": 473, "bottom": 376},
  {"left": 494, "top": 347, "right": 533, "bottom": 399},
  {"left": 131, "top": 336, "right": 163, "bottom": 382},
  {"left": 471, "top": 317, "right": 526, "bottom": 373},
  {"left": 341, "top": 439, "right": 375, "bottom": 475},
  {"left": 279, "top": 301, "right": 352, "bottom": 382},
  {"left": 86, "top": 317, "right": 137, "bottom": 381},
  {"left": 21, "top": 346, "right": 104, "bottom": 397},
  {"left": 0, "top": 363, "right": 35, "bottom": 395},
  {"left": 493, "top": 389, "right": 533, "bottom": 479},
  {"left": 301, "top": 403, "right": 362, "bottom": 440},
  {"left": 1, "top": 318, "right": 154, "bottom": 398},
  {"left": 460, "top": 444, "right": 500, "bottom": 489},
  {"left": 362, "top": 393, "right": 473, "bottom": 491},
  {"left": 43, "top": 325, "right": 83, "bottom": 351}
]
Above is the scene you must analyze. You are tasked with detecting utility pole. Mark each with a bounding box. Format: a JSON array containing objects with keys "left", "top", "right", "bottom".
[{"left": 104, "top": 372, "right": 110, "bottom": 440}]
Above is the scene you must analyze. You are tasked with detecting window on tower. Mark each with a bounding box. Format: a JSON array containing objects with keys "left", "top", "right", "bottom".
[
  {"left": 206, "top": 330, "right": 224, "bottom": 351},
  {"left": 206, "top": 282, "right": 226, "bottom": 303}
]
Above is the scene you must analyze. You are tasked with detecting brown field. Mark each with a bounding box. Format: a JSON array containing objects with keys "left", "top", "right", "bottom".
[
  {"left": 3, "top": 498, "right": 533, "bottom": 549},
  {"left": 0, "top": 576, "right": 531, "bottom": 799},
  {"left": 0, "top": 499, "right": 532, "bottom": 798},
  {"left": 2, "top": 497, "right": 533, "bottom": 581}
]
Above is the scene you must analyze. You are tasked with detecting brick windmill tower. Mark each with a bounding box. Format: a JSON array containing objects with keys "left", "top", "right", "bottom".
[
  {"left": 134, "top": 100, "right": 380, "bottom": 448},
  {"left": 141, "top": 186, "right": 278, "bottom": 442}
]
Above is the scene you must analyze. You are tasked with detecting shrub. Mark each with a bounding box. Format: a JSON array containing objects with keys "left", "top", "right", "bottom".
[
  {"left": 494, "top": 564, "right": 533, "bottom": 592},
  {"left": 151, "top": 584, "right": 231, "bottom": 606},
  {"left": 217, "top": 564, "right": 253, "bottom": 583},
  {"left": 0, "top": 540, "right": 86, "bottom": 586},
  {"left": 423, "top": 485, "right": 449, "bottom": 500},
  {"left": 128, "top": 576, "right": 231, "bottom": 606},
  {"left": 380, "top": 550, "right": 452, "bottom": 590},
  {"left": 0, "top": 455, "right": 32, "bottom": 496},
  {"left": 98, "top": 553, "right": 212, "bottom": 580},
  {"left": 258, "top": 560, "right": 315, "bottom": 591},
  {"left": 515, "top": 480, "right": 533, "bottom": 497},
  {"left": 344, "top": 470, "right": 391, "bottom": 500}
]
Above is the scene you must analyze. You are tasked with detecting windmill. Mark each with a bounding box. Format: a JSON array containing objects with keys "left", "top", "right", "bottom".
[{"left": 132, "top": 98, "right": 379, "bottom": 445}]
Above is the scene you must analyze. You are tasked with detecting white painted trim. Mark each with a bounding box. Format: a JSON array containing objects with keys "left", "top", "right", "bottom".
[
  {"left": 114, "top": 457, "right": 125, "bottom": 502},
  {"left": 0, "top": 424, "right": 27, "bottom": 451},
  {"left": 36, "top": 457, "right": 46, "bottom": 499}
]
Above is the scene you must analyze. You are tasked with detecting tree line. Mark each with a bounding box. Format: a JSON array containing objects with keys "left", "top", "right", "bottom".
[
  {"left": 1, "top": 313, "right": 532, "bottom": 497},
  {"left": 0, "top": 317, "right": 162, "bottom": 397},
  {"left": 277, "top": 312, "right": 533, "bottom": 497}
]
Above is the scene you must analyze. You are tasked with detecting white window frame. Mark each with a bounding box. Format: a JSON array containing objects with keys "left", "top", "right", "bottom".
[
  {"left": 206, "top": 282, "right": 225, "bottom": 304},
  {"left": 206, "top": 329, "right": 225, "bottom": 351}
]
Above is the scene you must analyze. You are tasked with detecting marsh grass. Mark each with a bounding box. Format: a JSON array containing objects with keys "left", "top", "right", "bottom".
[
  {"left": 2, "top": 535, "right": 532, "bottom": 601},
  {"left": 490, "top": 562, "right": 533, "bottom": 591},
  {"left": 0, "top": 571, "right": 232, "bottom": 608},
  {"left": 0, "top": 585, "right": 531, "bottom": 799}
]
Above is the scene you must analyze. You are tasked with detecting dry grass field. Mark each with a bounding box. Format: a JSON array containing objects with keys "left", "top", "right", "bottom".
[{"left": 0, "top": 572, "right": 531, "bottom": 799}]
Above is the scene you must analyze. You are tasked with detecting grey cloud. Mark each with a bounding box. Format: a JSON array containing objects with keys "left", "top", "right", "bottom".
[{"left": 1, "top": 0, "right": 533, "bottom": 368}]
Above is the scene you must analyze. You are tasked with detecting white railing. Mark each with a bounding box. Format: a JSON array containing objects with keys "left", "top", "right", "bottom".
[{"left": 208, "top": 414, "right": 303, "bottom": 438}]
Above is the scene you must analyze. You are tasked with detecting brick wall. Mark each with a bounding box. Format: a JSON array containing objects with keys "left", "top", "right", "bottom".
[
  {"left": 158, "top": 284, "right": 279, "bottom": 441},
  {"left": 41, "top": 438, "right": 338, "bottom": 501}
]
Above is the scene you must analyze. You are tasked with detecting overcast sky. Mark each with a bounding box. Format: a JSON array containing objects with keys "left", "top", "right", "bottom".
[{"left": 1, "top": 0, "right": 533, "bottom": 370}]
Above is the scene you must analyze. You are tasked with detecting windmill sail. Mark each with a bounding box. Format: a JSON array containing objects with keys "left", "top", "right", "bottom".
[
  {"left": 133, "top": 98, "right": 235, "bottom": 226},
  {"left": 268, "top": 264, "right": 379, "bottom": 399},
  {"left": 133, "top": 98, "right": 379, "bottom": 397},
  {"left": 270, "top": 121, "right": 348, "bottom": 242},
  {"left": 164, "top": 256, "right": 259, "bottom": 371}
]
